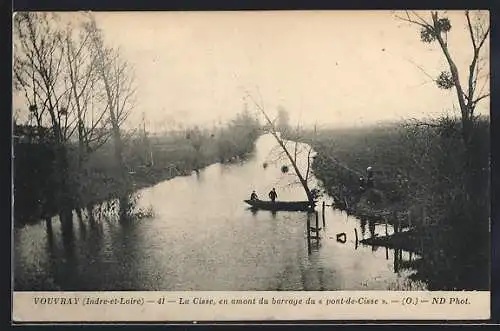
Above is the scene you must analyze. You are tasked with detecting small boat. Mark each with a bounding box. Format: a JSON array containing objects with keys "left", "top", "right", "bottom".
[{"left": 244, "top": 199, "right": 314, "bottom": 212}]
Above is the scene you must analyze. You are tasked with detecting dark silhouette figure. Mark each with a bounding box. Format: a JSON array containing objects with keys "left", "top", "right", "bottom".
[
  {"left": 359, "top": 176, "right": 366, "bottom": 192},
  {"left": 250, "top": 190, "right": 258, "bottom": 200},
  {"left": 366, "top": 166, "right": 374, "bottom": 188},
  {"left": 268, "top": 188, "right": 278, "bottom": 202}
]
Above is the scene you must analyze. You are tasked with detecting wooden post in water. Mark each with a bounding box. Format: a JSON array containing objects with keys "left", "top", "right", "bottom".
[
  {"left": 385, "top": 216, "right": 388, "bottom": 236},
  {"left": 306, "top": 213, "right": 311, "bottom": 242},
  {"left": 322, "top": 201, "right": 326, "bottom": 228},
  {"left": 306, "top": 213, "right": 312, "bottom": 254},
  {"left": 394, "top": 249, "right": 399, "bottom": 273},
  {"left": 393, "top": 210, "right": 399, "bottom": 233},
  {"left": 315, "top": 211, "right": 319, "bottom": 240},
  {"left": 354, "top": 228, "right": 358, "bottom": 244}
]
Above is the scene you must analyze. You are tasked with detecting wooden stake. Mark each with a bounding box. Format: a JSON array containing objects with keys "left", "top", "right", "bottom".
[
  {"left": 315, "top": 211, "right": 319, "bottom": 240},
  {"left": 307, "top": 214, "right": 311, "bottom": 242},
  {"left": 306, "top": 214, "right": 312, "bottom": 254},
  {"left": 322, "top": 201, "right": 326, "bottom": 227}
]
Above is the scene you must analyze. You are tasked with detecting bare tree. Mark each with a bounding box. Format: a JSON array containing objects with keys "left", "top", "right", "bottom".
[
  {"left": 13, "top": 12, "right": 83, "bottom": 230},
  {"left": 83, "top": 15, "right": 137, "bottom": 220},
  {"left": 63, "top": 21, "right": 111, "bottom": 166},
  {"left": 84, "top": 16, "right": 136, "bottom": 178},
  {"left": 14, "top": 13, "right": 113, "bottom": 157},
  {"left": 13, "top": 12, "right": 75, "bottom": 144},
  {"left": 395, "top": 10, "right": 490, "bottom": 145},
  {"left": 244, "top": 91, "right": 316, "bottom": 207},
  {"left": 14, "top": 12, "right": 125, "bottom": 226}
]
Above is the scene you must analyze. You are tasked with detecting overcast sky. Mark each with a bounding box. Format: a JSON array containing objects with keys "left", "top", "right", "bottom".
[{"left": 14, "top": 10, "right": 490, "bottom": 131}]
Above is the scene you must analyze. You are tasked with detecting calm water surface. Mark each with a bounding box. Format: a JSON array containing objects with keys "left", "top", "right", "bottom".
[{"left": 14, "top": 134, "right": 423, "bottom": 291}]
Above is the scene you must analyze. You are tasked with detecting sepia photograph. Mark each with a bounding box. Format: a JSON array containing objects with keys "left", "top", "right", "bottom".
[{"left": 12, "top": 10, "right": 490, "bottom": 295}]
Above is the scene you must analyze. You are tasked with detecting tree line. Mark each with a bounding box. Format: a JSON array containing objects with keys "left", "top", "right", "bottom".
[{"left": 13, "top": 12, "right": 136, "bottom": 225}]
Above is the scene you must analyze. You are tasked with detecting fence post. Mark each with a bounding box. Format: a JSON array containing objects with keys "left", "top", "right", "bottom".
[
  {"left": 322, "top": 201, "right": 326, "bottom": 227},
  {"left": 306, "top": 213, "right": 312, "bottom": 254},
  {"left": 307, "top": 214, "right": 311, "bottom": 242}
]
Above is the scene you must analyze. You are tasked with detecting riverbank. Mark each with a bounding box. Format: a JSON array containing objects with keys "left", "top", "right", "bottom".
[
  {"left": 288, "top": 117, "right": 490, "bottom": 290},
  {"left": 15, "top": 132, "right": 427, "bottom": 292},
  {"left": 78, "top": 150, "right": 251, "bottom": 210},
  {"left": 14, "top": 110, "right": 261, "bottom": 225}
]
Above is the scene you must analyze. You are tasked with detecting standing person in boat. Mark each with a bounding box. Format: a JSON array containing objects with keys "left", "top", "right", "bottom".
[
  {"left": 250, "top": 190, "right": 259, "bottom": 201},
  {"left": 268, "top": 188, "right": 278, "bottom": 202}
]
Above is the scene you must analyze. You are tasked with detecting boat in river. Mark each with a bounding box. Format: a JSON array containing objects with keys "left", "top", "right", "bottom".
[{"left": 244, "top": 199, "right": 314, "bottom": 211}]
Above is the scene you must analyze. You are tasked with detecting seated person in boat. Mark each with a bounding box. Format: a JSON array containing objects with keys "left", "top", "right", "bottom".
[
  {"left": 250, "top": 190, "right": 258, "bottom": 200},
  {"left": 268, "top": 188, "right": 278, "bottom": 202}
]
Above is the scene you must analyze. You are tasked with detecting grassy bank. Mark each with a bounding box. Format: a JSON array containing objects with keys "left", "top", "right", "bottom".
[
  {"left": 290, "top": 117, "right": 490, "bottom": 290},
  {"left": 78, "top": 128, "right": 259, "bottom": 206}
]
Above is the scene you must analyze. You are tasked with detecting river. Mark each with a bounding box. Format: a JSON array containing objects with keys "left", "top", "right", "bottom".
[{"left": 14, "top": 134, "right": 425, "bottom": 291}]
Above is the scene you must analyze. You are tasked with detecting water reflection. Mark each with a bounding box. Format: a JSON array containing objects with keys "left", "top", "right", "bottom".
[{"left": 14, "top": 134, "right": 424, "bottom": 291}]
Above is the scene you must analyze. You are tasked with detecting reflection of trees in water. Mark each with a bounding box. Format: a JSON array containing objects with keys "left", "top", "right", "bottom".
[
  {"left": 109, "top": 219, "right": 142, "bottom": 290},
  {"left": 409, "top": 228, "right": 489, "bottom": 291},
  {"left": 44, "top": 219, "right": 57, "bottom": 285},
  {"left": 53, "top": 209, "right": 79, "bottom": 290},
  {"left": 60, "top": 209, "right": 76, "bottom": 258},
  {"left": 86, "top": 193, "right": 154, "bottom": 224},
  {"left": 40, "top": 192, "right": 155, "bottom": 290},
  {"left": 77, "top": 210, "right": 87, "bottom": 241}
]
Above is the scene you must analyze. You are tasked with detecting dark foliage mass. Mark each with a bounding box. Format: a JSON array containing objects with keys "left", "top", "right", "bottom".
[{"left": 295, "top": 116, "right": 490, "bottom": 290}]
